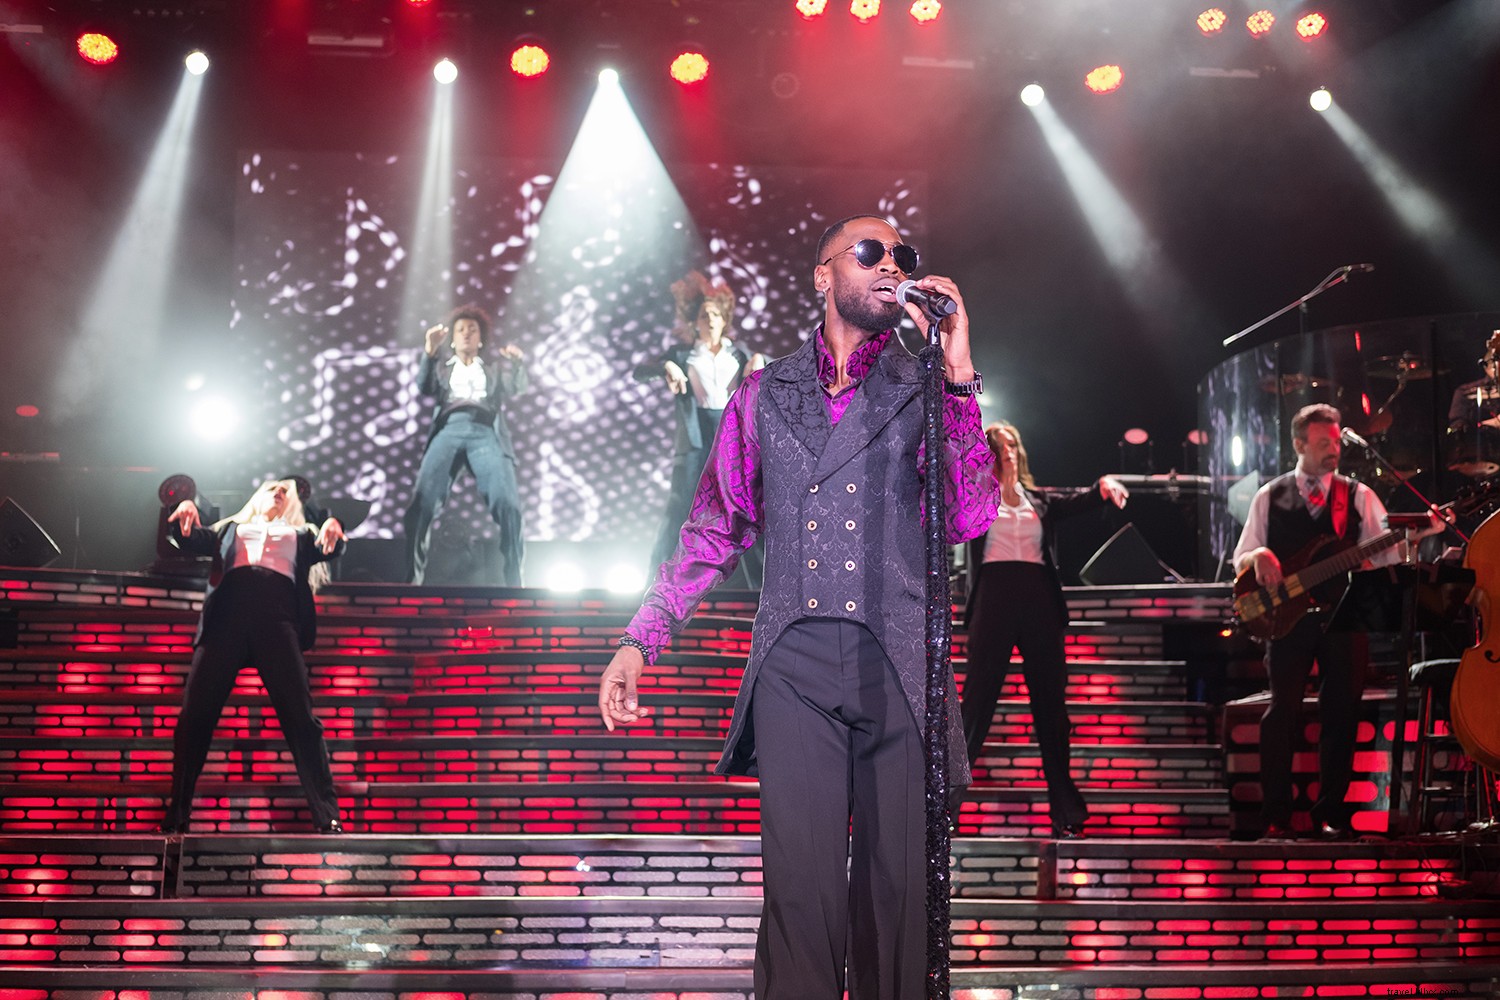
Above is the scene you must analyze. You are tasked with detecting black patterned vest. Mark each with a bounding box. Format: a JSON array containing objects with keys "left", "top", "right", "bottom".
[{"left": 711, "top": 334, "right": 970, "bottom": 784}]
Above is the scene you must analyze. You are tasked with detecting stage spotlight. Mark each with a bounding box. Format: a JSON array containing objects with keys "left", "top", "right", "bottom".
[
  {"left": 1295, "top": 12, "right": 1328, "bottom": 40},
  {"left": 1085, "top": 65, "right": 1124, "bottom": 94},
  {"left": 1309, "top": 87, "right": 1332, "bottom": 112},
  {"left": 851, "top": 0, "right": 880, "bottom": 23},
  {"left": 910, "top": 0, "right": 941, "bottom": 24},
  {"left": 599, "top": 67, "right": 619, "bottom": 86},
  {"left": 433, "top": 57, "right": 457, "bottom": 84},
  {"left": 76, "top": 31, "right": 119, "bottom": 65},
  {"left": 406, "top": 0, "right": 433, "bottom": 5},
  {"left": 796, "top": 0, "right": 829, "bottom": 15},
  {"left": 511, "top": 43, "right": 549, "bottom": 77},
  {"left": 190, "top": 397, "right": 239, "bottom": 442},
  {"left": 545, "top": 561, "right": 586, "bottom": 592},
  {"left": 1020, "top": 83, "right": 1045, "bottom": 106},
  {"left": 15, "top": 405, "right": 39, "bottom": 418},
  {"left": 184, "top": 50, "right": 209, "bottom": 75},
  {"left": 1246, "top": 10, "right": 1275, "bottom": 38},
  {"left": 669, "top": 50, "right": 710, "bottom": 85},
  {"left": 1196, "top": 8, "right": 1227, "bottom": 35},
  {"left": 605, "top": 563, "right": 646, "bottom": 594}
]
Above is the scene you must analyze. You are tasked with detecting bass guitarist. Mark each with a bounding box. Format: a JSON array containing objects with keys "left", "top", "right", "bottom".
[{"left": 1233, "top": 403, "right": 1402, "bottom": 841}]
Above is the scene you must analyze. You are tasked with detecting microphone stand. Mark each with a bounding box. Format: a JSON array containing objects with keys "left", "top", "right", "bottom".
[
  {"left": 1223, "top": 266, "right": 1364, "bottom": 349},
  {"left": 1342, "top": 435, "right": 1458, "bottom": 836},
  {"left": 918, "top": 308, "right": 952, "bottom": 1000}
]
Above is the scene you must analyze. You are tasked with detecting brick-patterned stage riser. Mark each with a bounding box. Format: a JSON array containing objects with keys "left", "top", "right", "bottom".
[
  {"left": 1225, "top": 700, "right": 1491, "bottom": 836},
  {"left": 0, "top": 899, "right": 1494, "bottom": 968},
  {"left": 7, "top": 973, "right": 1500, "bottom": 1000},
  {"left": 4, "top": 837, "right": 1481, "bottom": 903},
  {"left": 0, "top": 788, "right": 1232, "bottom": 837},
  {"left": 0, "top": 738, "right": 1225, "bottom": 789},
  {"left": 0, "top": 697, "right": 1216, "bottom": 745},
  {"left": 0, "top": 650, "right": 1196, "bottom": 704}
]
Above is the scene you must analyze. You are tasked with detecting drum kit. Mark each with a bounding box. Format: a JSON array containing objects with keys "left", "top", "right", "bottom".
[{"left": 1258, "top": 345, "right": 1500, "bottom": 495}]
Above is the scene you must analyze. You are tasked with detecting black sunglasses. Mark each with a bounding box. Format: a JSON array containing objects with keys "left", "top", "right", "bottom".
[{"left": 821, "top": 238, "right": 919, "bottom": 275}]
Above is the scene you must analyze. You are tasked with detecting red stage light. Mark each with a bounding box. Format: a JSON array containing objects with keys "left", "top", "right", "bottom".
[
  {"left": 1197, "top": 8, "right": 1227, "bottom": 35},
  {"left": 796, "top": 0, "right": 829, "bottom": 16},
  {"left": 511, "top": 44, "right": 549, "bottom": 77},
  {"left": 1084, "top": 64, "right": 1124, "bottom": 95},
  {"left": 850, "top": 0, "right": 881, "bottom": 22},
  {"left": 1295, "top": 12, "right": 1328, "bottom": 40},
  {"left": 15, "top": 405, "right": 39, "bottom": 418},
  {"left": 910, "top": 0, "right": 941, "bottom": 23},
  {"left": 76, "top": 32, "right": 119, "bottom": 65},
  {"left": 670, "top": 51, "right": 710, "bottom": 85},
  {"left": 1246, "top": 10, "right": 1276, "bottom": 37}
]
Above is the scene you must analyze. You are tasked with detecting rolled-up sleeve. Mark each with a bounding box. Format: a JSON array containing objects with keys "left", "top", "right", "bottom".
[{"left": 624, "top": 370, "right": 765, "bottom": 663}]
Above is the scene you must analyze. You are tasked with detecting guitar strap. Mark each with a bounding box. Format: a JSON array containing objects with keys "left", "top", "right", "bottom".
[{"left": 1330, "top": 474, "right": 1349, "bottom": 540}]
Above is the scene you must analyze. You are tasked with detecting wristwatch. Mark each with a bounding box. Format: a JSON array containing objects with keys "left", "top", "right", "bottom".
[{"left": 944, "top": 371, "right": 983, "bottom": 396}]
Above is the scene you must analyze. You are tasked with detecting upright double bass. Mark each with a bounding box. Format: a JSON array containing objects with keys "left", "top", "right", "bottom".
[{"left": 1456, "top": 505, "right": 1500, "bottom": 773}]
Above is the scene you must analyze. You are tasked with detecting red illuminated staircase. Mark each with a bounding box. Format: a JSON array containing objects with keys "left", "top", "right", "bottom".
[{"left": 0, "top": 567, "right": 1497, "bottom": 998}]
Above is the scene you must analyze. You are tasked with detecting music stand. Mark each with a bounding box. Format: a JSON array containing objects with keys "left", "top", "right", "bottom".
[{"left": 1331, "top": 561, "right": 1474, "bottom": 836}]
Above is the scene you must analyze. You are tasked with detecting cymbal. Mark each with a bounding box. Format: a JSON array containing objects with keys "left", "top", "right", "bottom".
[
  {"left": 1366, "top": 352, "right": 1436, "bottom": 379},
  {"left": 1258, "top": 373, "right": 1329, "bottom": 395}
]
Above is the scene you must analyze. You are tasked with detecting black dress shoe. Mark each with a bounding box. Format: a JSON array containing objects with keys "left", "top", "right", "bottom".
[
  {"left": 1260, "top": 822, "right": 1297, "bottom": 842},
  {"left": 1317, "top": 822, "right": 1355, "bottom": 842},
  {"left": 315, "top": 819, "right": 345, "bottom": 835},
  {"left": 1052, "top": 822, "right": 1085, "bottom": 839}
]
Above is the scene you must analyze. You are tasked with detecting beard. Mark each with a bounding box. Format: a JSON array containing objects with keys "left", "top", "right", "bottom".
[{"left": 832, "top": 284, "right": 902, "bottom": 335}]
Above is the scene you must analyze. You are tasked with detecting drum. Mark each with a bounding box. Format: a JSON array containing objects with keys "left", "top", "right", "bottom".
[{"left": 1446, "top": 424, "right": 1500, "bottom": 478}]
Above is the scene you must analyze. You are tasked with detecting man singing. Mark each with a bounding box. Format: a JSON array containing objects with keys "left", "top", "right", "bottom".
[{"left": 598, "top": 214, "right": 997, "bottom": 998}]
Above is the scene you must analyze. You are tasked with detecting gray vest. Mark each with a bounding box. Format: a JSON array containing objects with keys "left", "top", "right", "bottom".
[{"left": 712, "top": 334, "right": 970, "bottom": 785}]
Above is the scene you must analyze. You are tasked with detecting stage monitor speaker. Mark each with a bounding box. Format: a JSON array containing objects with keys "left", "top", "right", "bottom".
[
  {"left": 1079, "top": 522, "right": 1183, "bottom": 586},
  {"left": 0, "top": 497, "right": 62, "bottom": 568}
]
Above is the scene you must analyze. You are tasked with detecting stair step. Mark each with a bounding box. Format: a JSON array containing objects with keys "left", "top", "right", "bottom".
[
  {"left": 0, "top": 735, "right": 1224, "bottom": 788},
  {"left": 0, "top": 779, "right": 1228, "bottom": 837},
  {"left": 2, "top": 833, "right": 1482, "bottom": 904},
  {"left": 0, "top": 895, "right": 1491, "bottom": 969},
  {"left": 4, "top": 961, "right": 1497, "bottom": 999}
]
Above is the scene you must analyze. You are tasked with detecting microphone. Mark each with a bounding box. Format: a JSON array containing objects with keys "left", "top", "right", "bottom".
[
  {"left": 1340, "top": 426, "right": 1371, "bottom": 449},
  {"left": 895, "top": 279, "right": 957, "bottom": 317}
]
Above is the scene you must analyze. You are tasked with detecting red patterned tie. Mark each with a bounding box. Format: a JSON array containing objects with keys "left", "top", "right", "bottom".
[{"left": 1306, "top": 478, "right": 1326, "bottom": 515}]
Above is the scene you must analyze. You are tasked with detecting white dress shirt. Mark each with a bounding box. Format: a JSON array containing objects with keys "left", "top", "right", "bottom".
[
  {"left": 231, "top": 522, "right": 300, "bottom": 581},
  {"left": 686, "top": 340, "right": 743, "bottom": 410},
  {"left": 981, "top": 493, "right": 1046, "bottom": 565},
  {"left": 447, "top": 357, "right": 488, "bottom": 402}
]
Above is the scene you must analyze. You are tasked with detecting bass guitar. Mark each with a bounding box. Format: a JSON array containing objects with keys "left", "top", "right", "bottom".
[{"left": 1233, "top": 479, "right": 1500, "bottom": 640}]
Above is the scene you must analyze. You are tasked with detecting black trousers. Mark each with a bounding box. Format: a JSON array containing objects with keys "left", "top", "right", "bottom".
[
  {"left": 1259, "top": 611, "right": 1367, "bottom": 827},
  {"left": 165, "top": 567, "right": 340, "bottom": 829},
  {"left": 749, "top": 618, "right": 925, "bottom": 1000},
  {"left": 958, "top": 561, "right": 1087, "bottom": 828}
]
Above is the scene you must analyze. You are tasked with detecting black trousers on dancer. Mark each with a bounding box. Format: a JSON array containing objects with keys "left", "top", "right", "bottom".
[
  {"left": 749, "top": 618, "right": 925, "bottom": 1000},
  {"left": 1259, "top": 611, "right": 1366, "bottom": 828},
  {"left": 163, "top": 567, "right": 340, "bottom": 829},
  {"left": 959, "top": 561, "right": 1087, "bottom": 829},
  {"left": 650, "top": 407, "right": 763, "bottom": 589}
]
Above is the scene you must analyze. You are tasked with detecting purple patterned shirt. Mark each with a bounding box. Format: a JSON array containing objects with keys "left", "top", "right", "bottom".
[{"left": 625, "top": 326, "right": 997, "bottom": 663}]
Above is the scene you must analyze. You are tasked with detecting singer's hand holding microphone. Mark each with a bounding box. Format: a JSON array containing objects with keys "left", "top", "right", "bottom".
[{"left": 895, "top": 274, "right": 975, "bottom": 383}]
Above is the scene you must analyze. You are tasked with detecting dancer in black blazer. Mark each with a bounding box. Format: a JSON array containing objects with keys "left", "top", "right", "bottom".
[
  {"left": 404, "top": 304, "right": 528, "bottom": 586},
  {"left": 160, "top": 479, "right": 346, "bottom": 834},
  {"left": 633, "top": 271, "right": 764, "bottom": 583},
  {"left": 959, "top": 421, "right": 1128, "bottom": 837}
]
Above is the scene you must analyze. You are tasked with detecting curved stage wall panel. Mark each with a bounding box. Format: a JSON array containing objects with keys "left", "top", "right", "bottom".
[{"left": 1198, "top": 311, "right": 1500, "bottom": 580}]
